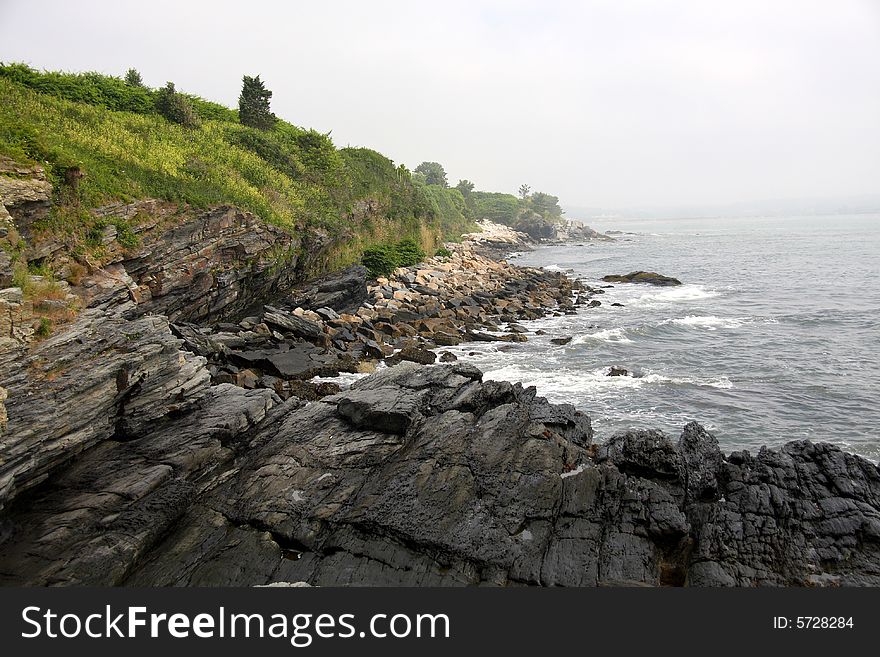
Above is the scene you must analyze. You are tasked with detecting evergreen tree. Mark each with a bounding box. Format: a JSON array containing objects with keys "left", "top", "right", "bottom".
[
  {"left": 239, "top": 74, "right": 276, "bottom": 130},
  {"left": 124, "top": 68, "right": 143, "bottom": 87}
]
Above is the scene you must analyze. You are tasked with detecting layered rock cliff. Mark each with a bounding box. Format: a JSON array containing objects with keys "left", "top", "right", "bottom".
[{"left": 1, "top": 197, "right": 878, "bottom": 587}]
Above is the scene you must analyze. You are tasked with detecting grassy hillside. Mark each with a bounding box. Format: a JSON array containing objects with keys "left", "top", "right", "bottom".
[{"left": 0, "top": 64, "right": 477, "bottom": 272}]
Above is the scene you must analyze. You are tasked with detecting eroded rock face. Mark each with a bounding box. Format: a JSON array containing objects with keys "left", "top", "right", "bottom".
[
  {"left": 113, "top": 205, "right": 299, "bottom": 323},
  {"left": 0, "top": 300, "right": 211, "bottom": 508},
  {"left": 2, "top": 358, "right": 877, "bottom": 587},
  {"left": 0, "top": 157, "right": 53, "bottom": 239}
]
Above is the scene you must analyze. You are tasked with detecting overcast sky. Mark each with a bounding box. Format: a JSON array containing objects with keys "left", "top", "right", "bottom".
[{"left": 1, "top": 0, "right": 878, "bottom": 212}]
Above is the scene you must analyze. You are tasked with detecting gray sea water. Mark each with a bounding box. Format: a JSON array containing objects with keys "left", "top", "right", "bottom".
[{"left": 444, "top": 214, "right": 880, "bottom": 461}]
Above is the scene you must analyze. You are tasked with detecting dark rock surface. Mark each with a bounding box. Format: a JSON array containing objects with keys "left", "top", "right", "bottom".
[
  {"left": 284, "top": 264, "right": 368, "bottom": 315},
  {"left": 2, "top": 209, "right": 879, "bottom": 587},
  {"left": 602, "top": 271, "right": 681, "bottom": 286},
  {"left": 1, "top": 355, "right": 878, "bottom": 587},
  {"left": 602, "top": 271, "right": 682, "bottom": 286}
]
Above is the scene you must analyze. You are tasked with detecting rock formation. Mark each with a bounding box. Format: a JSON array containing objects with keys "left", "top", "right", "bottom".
[
  {"left": 1, "top": 356, "right": 878, "bottom": 586},
  {"left": 602, "top": 271, "right": 683, "bottom": 286},
  {"left": 0, "top": 203, "right": 878, "bottom": 587}
]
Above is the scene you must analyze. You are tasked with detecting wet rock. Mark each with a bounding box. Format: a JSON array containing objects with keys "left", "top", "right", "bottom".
[
  {"left": 1, "top": 356, "right": 879, "bottom": 587},
  {"left": 439, "top": 351, "right": 458, "bottom": 362},
  {"left": 550, "top": 337, "right": 573, "bottom": 345},
  {"left": 602, "top": 271, "right": 682, "bottom": 286},
  {"left": 394, "top": 344, "right": 437, "bottom": 365},
  {"left": 607, "top": 366, "right": 629, "bottom": 376}
]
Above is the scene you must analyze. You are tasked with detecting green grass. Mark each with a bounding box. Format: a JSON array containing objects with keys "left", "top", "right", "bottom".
[{"left": 0, "top": 64, "right": 480, "bottom": 278}]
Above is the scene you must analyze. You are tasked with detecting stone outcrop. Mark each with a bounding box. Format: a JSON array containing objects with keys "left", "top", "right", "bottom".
[
  {"left": 283, "top": 264, "right": 368, "bottom": 315},
  {"left": 0, "top": 156, "right": 53, "bottom": 242},
  {"left": 555, "top": 219, "right": 613, "bottom": 242},
  {"left": 99, "top": 202, "right": 300, "bottom": 323},
  {"left": 602, "top": 271, "right": 682, "bottom": 286},
  {"left": 0, "top": 298, "right": 211, "bottom": 508},
  {"left": 0, "top": 360, "right": 878, "bottom": 586},
  {"left": 1, "top": 201, "right": 879, "bottom": 588}
]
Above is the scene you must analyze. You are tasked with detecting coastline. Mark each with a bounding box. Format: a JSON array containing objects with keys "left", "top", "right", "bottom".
[{"left": 1, "top": 219, "right": 879, "bottom": 586}]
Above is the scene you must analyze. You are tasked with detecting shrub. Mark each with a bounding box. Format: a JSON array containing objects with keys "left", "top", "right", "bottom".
[
  {"left": 35, "top": 317, "right": 52, "bottom": 338},
  {"left": 155, "top": 82, "right": 200, "bottom": 128},
  {"left": 361, "top": 238, "right": 426, "bottom": 277},
  {"left": 435, "top": 246, "right": 453, "bottom": 258},
  {"left": 361, "top": 245, "right": 397, "bottom": 277},
  {"left": 393, "top": 238, "right": 425, "bottom": 267}
]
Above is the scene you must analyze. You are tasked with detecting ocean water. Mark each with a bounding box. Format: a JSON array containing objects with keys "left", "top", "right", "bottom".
[{"left": 446, "top": 214, "right": 880, "bottom": 461}]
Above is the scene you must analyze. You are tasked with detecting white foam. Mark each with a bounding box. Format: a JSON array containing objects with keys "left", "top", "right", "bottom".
[
  {"left": 573, "top": 327, "right": 634, "bottom": 344},
  {"left": 482, "top": 365, "right": 733, "bottom": 398},
  {"left": 626, "top": 284, "right": 719, "bottom": 308},
  {"left": 310, "top": 371, "right": 371, "bottom": 388},
  {"left": 664, "top": 315, "right": 744, "bottom": 330},
  {"left": 661, "top": 315, "right": 779, "bottom": 331},
  {"left": 544, "top": 264, "right": 564, "bottom": 271}
]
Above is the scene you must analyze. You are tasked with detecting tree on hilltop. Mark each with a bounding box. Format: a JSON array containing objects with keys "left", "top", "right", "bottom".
[
  {"left": 124, "top": 68, "right": 144, "bottom": 87},
  {"left": 414, "top": 161, "right": 448, "bottom": 187},
  {"left": 239, "top": 75, "right": 276, "bottom": 130},
  {"left": 518, "top": 183, "right": 531, "bottom": 200},
  {"left": 455, "top": 179, "right": 475, "bottom": 197}
]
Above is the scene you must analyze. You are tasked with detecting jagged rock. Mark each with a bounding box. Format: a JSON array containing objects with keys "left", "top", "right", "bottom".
[
  {"left": 263, "top": 307, "right": 324, "bottom": 340},
  {"left": 286, "top": 264, "right": 368, "bottom": 314},
  {"left": 0, "top": 385, "right": 7, "bottom": 434},
  {"left": 104, "top": 204, "right": 299, "bottom": 322},
  {"left": 439, "top": 351, "right": 458, "bottom": 362},
  {"left": 334, "top": 387, "right": 421, "bottom": 434},
  {"left": 602, "top": 271, "right": 682, "bottom": 286},
  {"left": 0, "top": 246, "right": 12, "bottom": 288},
  {"left": 231, "top": 342, "right": 348, "bottom": 380},
  {"left": 0, "top": 360, "right": 879, "bottom": 587},
  {"left": 514, "top": 213, "right": 558, "bottom": 241},
  {"left": 607, "top": 366, "right": 629, "bottom": 376},
  {"left": 0, "top": 301, "right": 211, "bottom": 509},
  {"left": 0, "top": 165, "right": 53, "bottom": 239}
]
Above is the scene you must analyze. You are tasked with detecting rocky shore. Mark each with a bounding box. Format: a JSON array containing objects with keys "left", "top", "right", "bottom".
[{"left": 1, "top": 202, "right": 879, "bottom": 587}]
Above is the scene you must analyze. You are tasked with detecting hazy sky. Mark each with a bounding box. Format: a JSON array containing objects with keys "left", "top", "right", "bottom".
[{"left": 1, "top": 0, "right": 878, "bottom": 211}]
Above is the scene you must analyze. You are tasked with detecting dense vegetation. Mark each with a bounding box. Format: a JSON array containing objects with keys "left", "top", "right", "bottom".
[
  {"left": 0, "top": 63, "right": 565, "bottom": 281},
  {"left": 0, "top": 64, "right": 479, "bottom": 269},
  {"left": 361, "top": 238, "right": 426, "bottom": 277}
]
